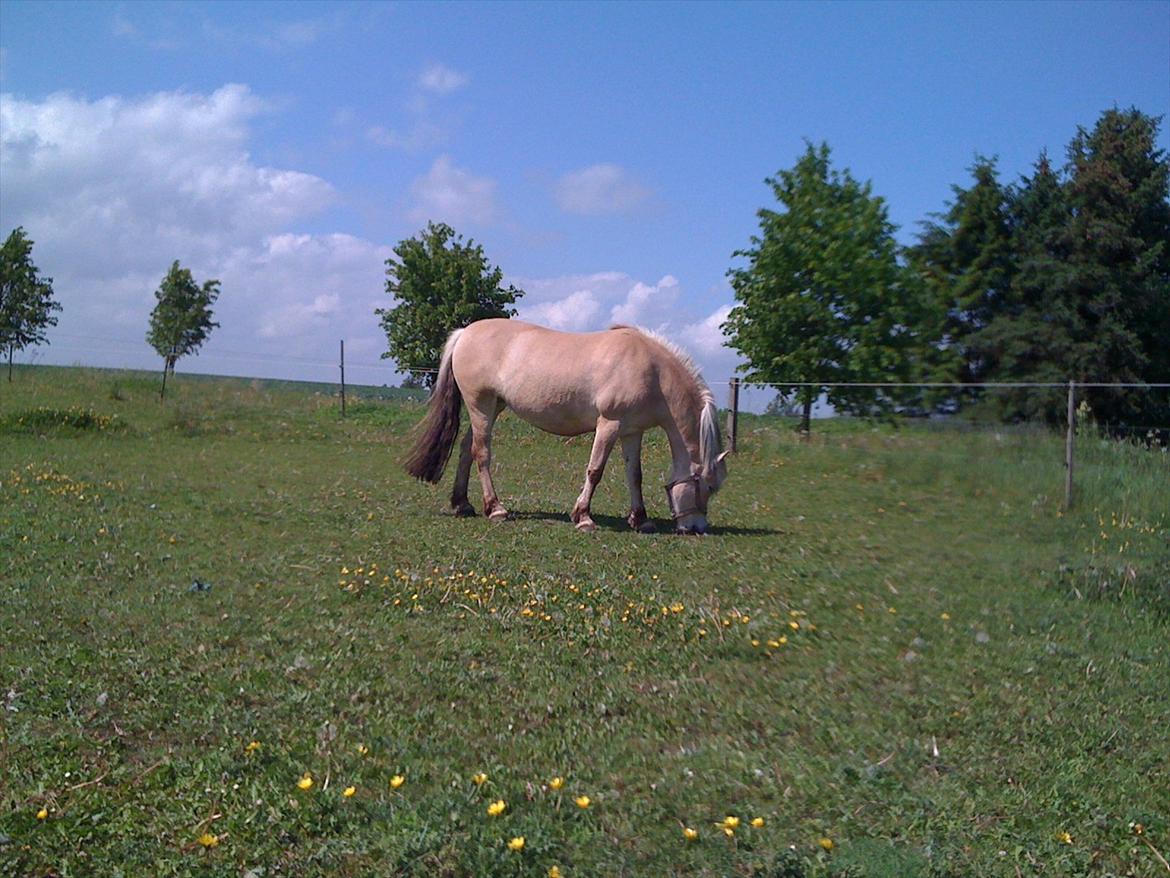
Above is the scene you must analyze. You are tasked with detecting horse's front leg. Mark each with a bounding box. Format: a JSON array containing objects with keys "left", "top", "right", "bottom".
[
  {"left": 468, "top": 399, "right": 508, "bottom": 521},
  {"left": 571, "top": 418, "right": 619, "bottom": 532},
  {"left": 621, "top": 432, "right": 655, "bottom": 533}
]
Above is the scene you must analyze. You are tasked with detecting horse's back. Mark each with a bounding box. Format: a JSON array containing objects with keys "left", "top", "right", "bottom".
[{"left": 451, "top": 320, "right": 667, "bottom": 435}]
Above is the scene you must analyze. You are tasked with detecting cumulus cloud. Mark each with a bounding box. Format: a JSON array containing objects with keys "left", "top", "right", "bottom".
[
  {"left": 555, "top": 164, "right": 652, "bottom": 216},
  {"left": 513, "top": 271, "right": 739, "bottom": 382},
  {"left": 0, "top": 85, "right": 396, "bottom": 383},
  {"left": 407, "top": 155, "right": 497, "bottom": 226}
]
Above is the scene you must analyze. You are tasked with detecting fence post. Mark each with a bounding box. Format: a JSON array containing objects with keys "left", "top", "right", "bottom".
[
  {"left": 339, "top": 339, "right": 347, "bottom": 418},
  {"left": 726, "top": 378, "right": 739, "bottom": 453},
  {"left": 1063, "top": 379, "right": 1075, "bottom": 510}
]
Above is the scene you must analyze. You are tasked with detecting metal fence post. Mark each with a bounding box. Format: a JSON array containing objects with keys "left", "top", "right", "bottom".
[{"left": 726, "top": 378, "right": 739, "bottom": 453}]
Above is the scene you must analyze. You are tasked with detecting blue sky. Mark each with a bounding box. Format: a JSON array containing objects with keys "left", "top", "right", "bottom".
[{"left": 2, "top": 0, "right": 1167, "bottom": 395}]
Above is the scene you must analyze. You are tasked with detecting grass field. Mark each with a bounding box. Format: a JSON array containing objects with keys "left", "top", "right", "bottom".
[{"left": 1, "top": 366, "right": 1167, "bottom": 878}]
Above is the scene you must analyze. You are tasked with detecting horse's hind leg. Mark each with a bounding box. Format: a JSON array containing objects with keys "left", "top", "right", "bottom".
[
  {"left": 621, "top": 432, "right": 655, "bottom": 533},
  {"left": 449, "top": 428, "right": 476, "bottom": 516},
  {"left": 571, "top": 418, "right": 620, "bottom": 532},
  {"left": 468, "top": 397, "right": 508, "bottom": 521}
]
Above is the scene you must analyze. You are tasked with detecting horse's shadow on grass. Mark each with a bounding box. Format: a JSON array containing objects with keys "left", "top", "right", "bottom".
[{"left": 510, "top": 509, "right": 781, "bottom": 537}]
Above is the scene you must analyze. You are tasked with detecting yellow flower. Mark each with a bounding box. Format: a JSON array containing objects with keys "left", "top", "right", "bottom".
[
  {"left": 36, "top": 807, "right": 48, "bottom": 820},
  {"left": 343, "top": 786, "right": 356, "bottom": 798},
  {"left": 683, "top": 826, "right": 698, "bottom": 841},
  {"left": 575, "top": 795, "right": 591, "bottom": 809},
  {"left": 357, "top": 744, "right": 369, "bottom": 755},
  {"left": 507, "top": 836, "right": 525, "bottom": 851},
  {"left": 245, "top": 740, "right": 261, "bottom": 753},
  {"left": 818, "top": 837, "right": 834, "bottom": 851},
  {"left": 723, "top": 826, "right": 735, "bottom": 838},
  {"left": 549, "top": 776, "right": 564, "bottom": 790},
  {"left": 390, "top": 775, "right": 405, "bottom": 789},
  {"left": 297, "top": 773, "right": 313, "bottom": 790},
  {"left": 721, "top": 816, "right": 740, "bottom": 830},
  {"left": 197, "top": 832, "right": 219, "bottom": 848},
  {"left": 751, "top": 817, "right": 765, "bottom": 828},
  {"left": 940, "top": 612, "right": 951, "bottom": 621},
  {"left": 548, "top": 866, "right": 563, "bottom": 878},
  {"left": 472, "top": 772, "right": 488, "bottom": 786},
  {"left": 1057, "top": 830, "right": 1073, "bottom": 844},
  {"left": 487, "top": 799, "right": 507, "bottom": 816}
]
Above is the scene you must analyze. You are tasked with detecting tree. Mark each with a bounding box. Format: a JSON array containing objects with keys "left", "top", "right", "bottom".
[
  {"left": 377, "top": 222, "right": 522, "bottom": 387},
  {"left": 722, "top": 142, "right": 931, "bottom": 433},
  {"left": 1059, "top": 107, "right": 1170, "bottom": 427},
  {"left": 147, "top": 260, "right": 221, "bottom": 399},
  {"left": 907, "top": 157, "right": 1015, "bottom": 387},
  {"left": 0, "top": 227, "right": 61, "bottom": 381}
]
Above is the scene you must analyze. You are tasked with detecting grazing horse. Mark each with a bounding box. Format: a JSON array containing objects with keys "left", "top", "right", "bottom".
[{"left": 403, "top": 319, "right": 728, "bottom": 534}]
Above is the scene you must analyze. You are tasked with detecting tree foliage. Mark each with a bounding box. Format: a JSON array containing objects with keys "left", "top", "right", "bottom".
[
  {"left": 377, "top": 222, "right": 522, "bottom": 387},
  {"left": 0, "top": 227, "right": 61, "bottom": 381},
  {"left": 722, "top": 142, "right": 931, "bottom": 429},
  {"left": 147, "top": 260, "right": 221, "bottom": 396},
  {"left": 911, "top": 107, "right": 1170, "bottom": 426}
]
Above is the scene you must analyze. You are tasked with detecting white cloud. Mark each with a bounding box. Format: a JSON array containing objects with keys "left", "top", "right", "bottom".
[
  {"left": 418, "top": 63, "right": 469, "bottom": 95},
  {"left": 407, "top": 155, "right": 497, "bottom": 226},
  {"left": 555, "top": 163, "right": 652, "bottom": 216},
  {"left": 520, "top": 289, "right": 602, "bottom": 332},
  {"left": 0, "top": 85, "right": 398, "bottom": 384},
  {"left": 366, "top": 120, "right": 445, "bottom": 152},
  {"left": 610, "top": 275, "right": 679, "bottom": 327}
]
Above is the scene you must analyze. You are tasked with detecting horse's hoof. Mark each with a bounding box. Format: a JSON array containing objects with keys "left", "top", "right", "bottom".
[
  {"left": 452, "top": 502, "right": 477, "bottom": 517},
  {"left": 575, "top": 519, "right": 598, "bottom": 533},
  {"left": 637, "top": 521, "right": 657, "bottom": 534},
  {"left": 488, "top": 508, "right": 509, "bottom": 522}
]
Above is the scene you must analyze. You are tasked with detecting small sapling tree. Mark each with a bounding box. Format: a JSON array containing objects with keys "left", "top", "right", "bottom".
[
  {"left": 0, "top": 227, "right": 61, "bottom": 381},
  {"left": 147, "top": 260, "right": 221, "bottom": 400}
]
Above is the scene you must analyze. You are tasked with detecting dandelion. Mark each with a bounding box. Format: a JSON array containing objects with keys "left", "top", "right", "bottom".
[
  {"left": 390, "top": 775, "right": 405, "bottom": 789},
  {"left": 198, "top": 832, "right": 219, "bottom": 848},
  {"left": 751, "top": 817, "right": 765, "bottom": 828},
  {"left": 721, "top": 816, "right": 740, "bottom": 830},
  {"left": 357, "top": 744, "right": 369, "bottom": 755},
  {"left": 1057, "top": 831, "right": 1073, "bottom": 844},
  {"left": 940, "top": 612, "right": 951, "bottom": 621},
  {"left": 245, "top": 740, "right": 261, "bottom": 753},
  {"left": 548, "top": 866, "right": 563, "bottom": 878},
  {"left": 297, "top": 773, "right": 313, "bottom": 791},
  {"left": 343, "top": 786, "right": 356, "bottom": 798},
  {"left": 36, "top": 807, "right": 48, "bottom": 820},
  {"left": 723, "top": 826, "right": 735, "bottom": 838},
  {"left": 575, "top": 795, "right": 591, "bottom": 809},
  {"left": 683, "top": 826, "right": 699, "bottom": 841},
  {"left": 487, "top": 799, "right": 507, "bottom": 816},
  {"left": 818, "top": 837, "right": 834, "bottom": 851},
  {"left": 549, "top": 776, "right": 564, "bottom": 790},
  {"left": 473, "top": 772, "right": 488, "bottom": 786},
  {"left": 508, "top": 836, "right": 525, "bottom": 851}
]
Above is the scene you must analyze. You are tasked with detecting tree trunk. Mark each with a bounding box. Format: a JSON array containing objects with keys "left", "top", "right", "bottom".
[
  {"left": 160, "top": 358, "right": 170, "bottom": 401},
  {"left": 6, "top": 345, "right": 12, "bottom": 382},
  {"left": 799, "top": 390, "right": 814, "bottom": 438}
]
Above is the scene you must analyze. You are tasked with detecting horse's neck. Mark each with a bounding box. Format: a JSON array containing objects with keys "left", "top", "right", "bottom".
[{"left": 662, "top": 397, "right": 700, "bottom": 481}]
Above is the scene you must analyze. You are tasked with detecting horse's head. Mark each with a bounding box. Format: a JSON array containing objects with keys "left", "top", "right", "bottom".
[{"left": 667, "top": 451, "right": 729, "bottom": 535}]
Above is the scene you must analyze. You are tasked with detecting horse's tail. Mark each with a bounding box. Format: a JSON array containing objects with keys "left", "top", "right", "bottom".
[{"left": 403, "top": 328, "right": 464, "bottom": 483}]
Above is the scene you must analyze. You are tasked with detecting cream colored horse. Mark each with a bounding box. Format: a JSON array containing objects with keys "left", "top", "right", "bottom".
[{"left": 404, "top": 319, "right": 728, "bottom": 533}]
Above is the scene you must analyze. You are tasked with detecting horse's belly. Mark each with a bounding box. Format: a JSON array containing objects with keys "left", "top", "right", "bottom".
[{"left": 508, "top": 400, "right": 597, "bottom": 437}]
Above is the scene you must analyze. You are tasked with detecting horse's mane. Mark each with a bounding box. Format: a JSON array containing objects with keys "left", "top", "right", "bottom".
[{"left": 610, "top": 325, "right": 724, "bottom": 484}]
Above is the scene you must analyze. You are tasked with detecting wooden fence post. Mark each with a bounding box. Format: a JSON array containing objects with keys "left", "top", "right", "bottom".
[
  {"left": 340, "top": 339, "right": 347, "bottom": 418},
  {"left": 726, "top": 378, "right": 739, "bottom": 453},
  {"left": 1063, "top": 379, "right": 1075, "bottom": 510}
]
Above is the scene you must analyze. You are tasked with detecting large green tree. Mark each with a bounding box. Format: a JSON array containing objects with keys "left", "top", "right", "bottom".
[
  {"left": 1060, "top": 107, "right": 1170, "bottom": 426},
  {"left": 377, "top": 222, "right": 522, "bottom": 387},
  {"left": 723, "top": 142, "right": 931, "bottom": 432},
  {"left": 908, "top": 157, "right": 1015, "bottom": 387},
  {"left": 147, "top": 260, "right": 222, "bottom": 399},
  {"left": 0, "top": 227, "right": 61, "bottom": 381}
]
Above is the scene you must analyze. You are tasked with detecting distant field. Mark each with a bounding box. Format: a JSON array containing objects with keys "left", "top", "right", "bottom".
[{"left": 1, "top": 367, "right": 1167, "bottom": 878}]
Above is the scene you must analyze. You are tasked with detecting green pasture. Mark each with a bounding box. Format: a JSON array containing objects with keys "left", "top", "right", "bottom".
[{"left": 1, "top": 367, "right": 1167, "bottom": 877}]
